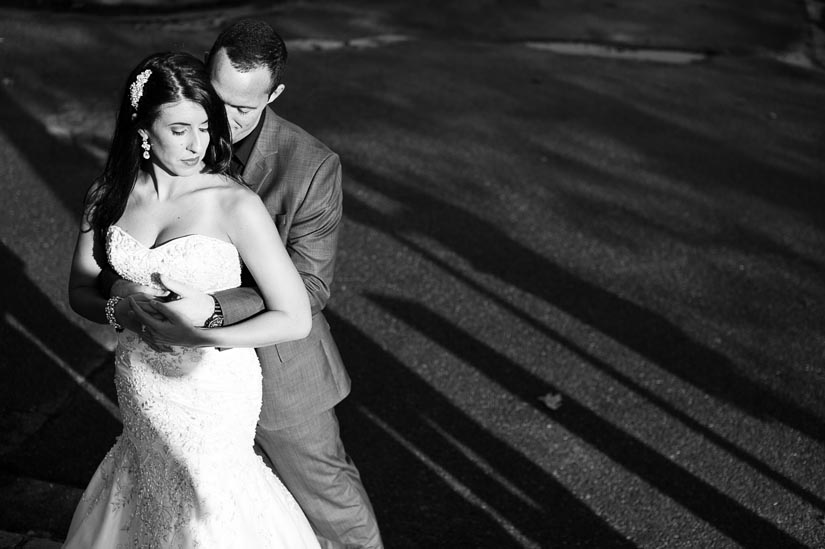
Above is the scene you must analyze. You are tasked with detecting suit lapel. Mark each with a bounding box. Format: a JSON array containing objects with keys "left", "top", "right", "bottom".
[
  {"left": 243, "top": 107, "right": 279, "bottom": 195},
  {"left": 244, "top": 156, "right": 273, "bottom": 195}
]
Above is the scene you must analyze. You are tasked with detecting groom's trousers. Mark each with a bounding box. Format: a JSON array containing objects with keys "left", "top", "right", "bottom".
[{"left": 255, "top": 408, "right": 383, "bottom": 549}]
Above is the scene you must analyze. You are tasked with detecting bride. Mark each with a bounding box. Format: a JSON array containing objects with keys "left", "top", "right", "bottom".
[{"left": 64, "top": 51, "right": 320, "bottom": 548}]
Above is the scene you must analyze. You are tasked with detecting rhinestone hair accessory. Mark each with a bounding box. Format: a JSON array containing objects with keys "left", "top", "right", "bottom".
[{"left": 129, "top": 69, "right": 152, "bottom": 111}]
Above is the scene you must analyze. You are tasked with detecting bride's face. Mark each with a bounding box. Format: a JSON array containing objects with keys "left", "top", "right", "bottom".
[{"left": 140, "top": 100, "right": 210, "bottom": 177}]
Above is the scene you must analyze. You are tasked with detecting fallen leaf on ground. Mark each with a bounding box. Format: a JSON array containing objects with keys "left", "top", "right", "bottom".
[{"left": 540, "top": 392, "right": 563, "bottom": 410}]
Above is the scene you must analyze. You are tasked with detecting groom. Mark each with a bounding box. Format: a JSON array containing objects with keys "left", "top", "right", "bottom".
[{"left": 107, "top": 20, "right": 383, "bottom": 549}]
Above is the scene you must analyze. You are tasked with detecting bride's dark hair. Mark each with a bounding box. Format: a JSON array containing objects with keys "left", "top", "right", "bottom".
[{"left": 84, "top": 51, "right": 234, "bottom": 246}]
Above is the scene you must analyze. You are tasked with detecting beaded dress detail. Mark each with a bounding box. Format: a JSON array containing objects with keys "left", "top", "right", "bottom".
[{"left": 63, "top": 225, "right": 320, "bottom": 549}]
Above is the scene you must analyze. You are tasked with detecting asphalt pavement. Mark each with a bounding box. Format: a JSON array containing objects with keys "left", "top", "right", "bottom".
[{"left": 1, "top": 1, "right": 824, "bottom": 547}]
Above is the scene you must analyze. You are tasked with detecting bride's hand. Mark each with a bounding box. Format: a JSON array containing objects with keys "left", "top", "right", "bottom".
[
  {"left": 131, "top": 297, "right": 208, "bottom": 350},
  {"left": 116, "top": 294, "right": 162, "bottom": 335}
]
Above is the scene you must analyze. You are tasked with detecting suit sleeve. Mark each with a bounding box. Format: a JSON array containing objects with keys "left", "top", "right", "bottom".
[
  {"left": 288, "top": 152, "right": 342, "bottom": 315},
  {"left": 213, "top": 285, "right": 264, "bottom": 327},
  {"left": 214, "top": 152, "right": 342, "bottom": 325}
]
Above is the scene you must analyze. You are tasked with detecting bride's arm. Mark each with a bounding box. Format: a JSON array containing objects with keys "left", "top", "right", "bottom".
[
  {"left": 135, "top": 189, "right": 311, "bottom": 348},
  {"left": 68, "top": 214, "right": 137, "bottom": 331}
]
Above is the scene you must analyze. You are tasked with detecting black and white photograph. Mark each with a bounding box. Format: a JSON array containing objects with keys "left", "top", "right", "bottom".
[{"left": 0, "top": 1, "right": 823, "bottom": 547}]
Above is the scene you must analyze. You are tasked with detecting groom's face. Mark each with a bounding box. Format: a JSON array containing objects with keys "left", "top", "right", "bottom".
[{"left": 209, "top": 48, "right": 275, "bottom": 144}]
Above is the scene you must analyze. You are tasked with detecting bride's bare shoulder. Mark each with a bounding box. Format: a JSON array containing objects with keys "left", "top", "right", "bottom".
[
  {"left": 200, "top": 174, "right": 250, "bottom": 198},
  {"left": 204, "top": 175, "right": 263, "bottom": 214}
]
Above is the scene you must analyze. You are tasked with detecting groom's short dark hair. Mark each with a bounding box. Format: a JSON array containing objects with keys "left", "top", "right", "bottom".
[{"left": 208, "top": 20, "right": 288, "bottom": 92}]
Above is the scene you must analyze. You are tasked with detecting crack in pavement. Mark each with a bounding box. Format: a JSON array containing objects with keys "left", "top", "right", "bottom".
[
  {"left": 286, "top": 34, "right": 413, "bottom": 52},
  {"left": 525, "top": 41, "right": 712, "bottom": 64}
]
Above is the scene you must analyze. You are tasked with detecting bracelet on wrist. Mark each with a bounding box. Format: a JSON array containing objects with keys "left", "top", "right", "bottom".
[{"left": 105, "top": 296, "right": 124, "bottom": 332}]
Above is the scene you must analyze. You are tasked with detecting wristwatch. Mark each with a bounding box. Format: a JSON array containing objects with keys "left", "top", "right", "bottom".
[{"left": 203, "top": 296, "right": 224, "bottom": 328}]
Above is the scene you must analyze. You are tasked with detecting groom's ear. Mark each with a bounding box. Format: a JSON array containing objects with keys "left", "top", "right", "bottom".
[{"left": 267, "top": 84, "right": 285, "bottom": 105}]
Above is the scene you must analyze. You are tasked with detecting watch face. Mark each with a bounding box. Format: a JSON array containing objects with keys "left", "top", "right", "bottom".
[{"left": 206, "top": 316, "right": 224, "bottom": 328}]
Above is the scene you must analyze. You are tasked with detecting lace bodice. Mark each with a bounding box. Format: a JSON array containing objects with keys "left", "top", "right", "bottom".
[{"left": 106, "top": 225, "right": 241, "bottom": 293}]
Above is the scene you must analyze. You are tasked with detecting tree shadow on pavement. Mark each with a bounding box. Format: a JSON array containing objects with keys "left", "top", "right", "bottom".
[
  {"left": 560, "top": 65, "right": 825, "bottom": 231},
  {"left": 0, "top": 74, "right": 120, "bottom": 480},
  {"left": 0, "top": 82, "right": 119, "bottom": 538},
  {"left": 395, "top": 234, "right": 825, "bottom": 513},
  {"left": 342, "top": 162, "right": 825, "bottom": 446},
  {"left": 329, "top": 310, "right": 636, "bottom": 549},
  {"left": 0, "top": 242, "right": 120, "bottom": 537},
  {"left": 0, "top": 84, "right": 101, "bottom": 220},
  {"left": 366, "top": 295, "right": 807, "bottom": 548}
]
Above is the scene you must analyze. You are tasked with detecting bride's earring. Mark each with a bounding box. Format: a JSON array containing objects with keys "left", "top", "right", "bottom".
[{"left": 141, "top": 136, "right": 151, "bottom": 160}]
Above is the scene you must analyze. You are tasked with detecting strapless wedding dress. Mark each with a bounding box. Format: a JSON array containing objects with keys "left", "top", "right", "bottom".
[{"left": 63, "top": 225, "right": 320, "bottom": 549}]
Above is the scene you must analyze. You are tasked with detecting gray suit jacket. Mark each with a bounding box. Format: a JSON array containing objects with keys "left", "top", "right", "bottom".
[{"left": 214, "top": 108, "right": 351, "bottom": 430}]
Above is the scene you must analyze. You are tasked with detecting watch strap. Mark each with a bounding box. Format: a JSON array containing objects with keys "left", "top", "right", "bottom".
[{"left": 204, "top": 295, "right": 224, "bottom": 328}]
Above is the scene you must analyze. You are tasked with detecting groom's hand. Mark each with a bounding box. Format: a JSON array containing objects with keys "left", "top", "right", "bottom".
[{"left": 155, "top": 275, "right": 214, "bottom": 327}]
